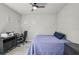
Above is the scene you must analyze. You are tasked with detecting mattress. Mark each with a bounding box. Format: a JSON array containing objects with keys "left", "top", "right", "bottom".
[{"left": 27, "top": 35, "right": 70, "bottom": 55}]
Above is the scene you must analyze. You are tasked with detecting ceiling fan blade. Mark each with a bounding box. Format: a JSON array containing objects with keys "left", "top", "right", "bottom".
[
  {"left": 37, "top": 6, "right": 45, "bottom": 8},
  {"left": 30, "top": 3, "right": 37, "bottom": 6}
]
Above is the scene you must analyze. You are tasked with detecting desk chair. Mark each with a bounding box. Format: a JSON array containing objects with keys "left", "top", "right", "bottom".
[{"left": 17, "top": 31, "right": 27, "bottom": 45}]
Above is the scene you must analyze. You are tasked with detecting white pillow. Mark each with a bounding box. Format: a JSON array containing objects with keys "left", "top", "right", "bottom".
[{"left": 1, "top": 33, "right": 8, "bottom": 38}]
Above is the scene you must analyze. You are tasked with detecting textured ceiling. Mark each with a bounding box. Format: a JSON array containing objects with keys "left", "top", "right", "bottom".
[{"left": 5, "top": 3, "right": 67, "bottom": 15}]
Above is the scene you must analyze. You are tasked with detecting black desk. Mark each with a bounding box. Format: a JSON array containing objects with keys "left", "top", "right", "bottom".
[{"left": 0, "top": 36, "right": 17, "bottom": 54}]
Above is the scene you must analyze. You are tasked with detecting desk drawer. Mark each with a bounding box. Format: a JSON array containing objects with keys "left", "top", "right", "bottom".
[{"left": 3, "top": 41, "right": 12, "bottom": 52}]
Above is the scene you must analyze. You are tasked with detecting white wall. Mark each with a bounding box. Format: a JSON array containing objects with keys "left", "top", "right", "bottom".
[
  {"left": 57, "top": 4, "right": 79, "bottom": 44},
  {"left": 22, "top": 14, "right": 57, "bottom": 41},
  {"left": 0, "top": 4, "right": 22, "bottom": 33}
]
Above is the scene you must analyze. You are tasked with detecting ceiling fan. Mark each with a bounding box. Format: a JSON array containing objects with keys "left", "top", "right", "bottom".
[{"left": 30, "top": 3, "right": 46, "bottom": 11}]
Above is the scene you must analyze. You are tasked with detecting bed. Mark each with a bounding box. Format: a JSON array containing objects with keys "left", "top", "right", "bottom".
[{"left": 27, "top": 32, "right": 70, "bottom": 55}]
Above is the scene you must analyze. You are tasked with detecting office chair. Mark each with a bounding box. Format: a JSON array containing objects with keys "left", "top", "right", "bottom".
[
  {"left": 16, "top": 31, "right": 27, "bottom": 45},
  {"left": 22, "top": 31, "right": 28, "bottom": 44}
]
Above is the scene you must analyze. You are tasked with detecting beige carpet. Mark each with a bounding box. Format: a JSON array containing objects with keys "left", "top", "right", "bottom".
[{"left": 5, "top": 42, "right": 31, "bottom": 55}]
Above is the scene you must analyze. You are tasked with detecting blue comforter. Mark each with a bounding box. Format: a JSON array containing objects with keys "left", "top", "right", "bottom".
[{"left": 27, "top": 35, "right": 69, "bottom": 55}]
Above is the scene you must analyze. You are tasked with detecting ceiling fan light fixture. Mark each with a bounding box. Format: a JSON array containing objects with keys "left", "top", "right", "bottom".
[{"left": 32, "top": 6, "right": 37, "bottom": 10}]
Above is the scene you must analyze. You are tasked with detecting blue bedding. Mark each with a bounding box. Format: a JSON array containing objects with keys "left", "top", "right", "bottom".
[{"left": 27, "top": 35, "right": 69, "bottom": 55}]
